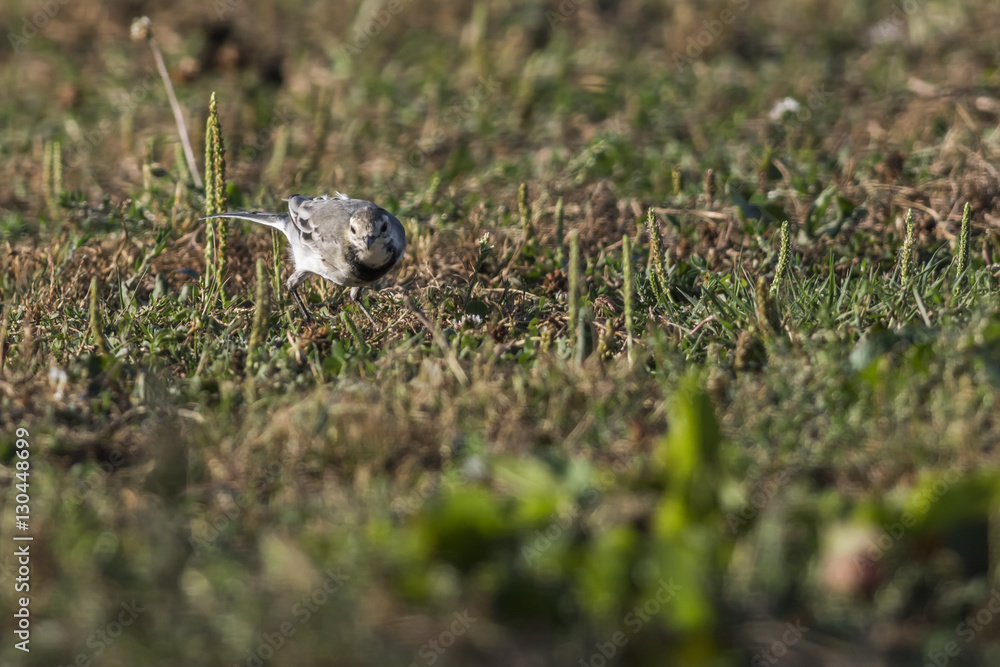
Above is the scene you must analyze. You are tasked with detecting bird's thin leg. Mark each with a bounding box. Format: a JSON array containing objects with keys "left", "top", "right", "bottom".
[
  {"left": 290, "top": 287, "right": 313, "bottom": 324},
  {"left": 286, "top": 270, "right": 314, "bottom": 324},
  {"left": 349, "top": 287, "right": 376, "bottom": 325}
]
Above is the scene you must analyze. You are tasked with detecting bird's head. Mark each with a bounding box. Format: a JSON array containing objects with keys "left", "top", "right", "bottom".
[{"left": 349, "top": 207, "right": 401, "bottom": 266}]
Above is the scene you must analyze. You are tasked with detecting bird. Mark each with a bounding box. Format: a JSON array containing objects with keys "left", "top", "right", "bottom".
[{"left": 201, "top": 193, "right": 406, "bottom": 324}]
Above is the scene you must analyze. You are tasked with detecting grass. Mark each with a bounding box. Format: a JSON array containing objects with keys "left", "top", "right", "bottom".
[{"left": 3, "top": 0, "right": 1000, "bottom": 665}]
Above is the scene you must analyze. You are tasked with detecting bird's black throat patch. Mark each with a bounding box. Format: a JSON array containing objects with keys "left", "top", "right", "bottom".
[{"left": 346, "top": 245, "right": 399, "bottom": 283}]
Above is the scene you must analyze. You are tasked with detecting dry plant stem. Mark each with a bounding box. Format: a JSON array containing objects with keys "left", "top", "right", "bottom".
[
  {"left": 665, "top": 315, "right": 718, "bottom": 337},
  {"left": 149, "top": 38, "right": 202, "bottom": 188}
]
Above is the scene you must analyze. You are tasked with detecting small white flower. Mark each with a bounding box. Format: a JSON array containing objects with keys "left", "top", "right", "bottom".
[
  {"left": 48, "top": 366, "right": 68, "bottom": 401},
  {"left": 130, "top": 16, "right": 152, "bottom": 42},
  {"left": 769, "top": 97, "right": 801, "bottom": 122},
  {"left": 867, "top": 20, "right": 905, "bottom": 45},
  {"left": 461, "top": 455, "right": 487, "bottom": 481},
  {"left": 453, "top": 314, "right": 484, "bottom": 330}
]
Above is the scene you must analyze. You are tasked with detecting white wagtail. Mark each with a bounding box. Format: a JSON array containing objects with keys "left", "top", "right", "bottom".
[{"left": 202, "top": 193, "right": 406, "bottom": 323}]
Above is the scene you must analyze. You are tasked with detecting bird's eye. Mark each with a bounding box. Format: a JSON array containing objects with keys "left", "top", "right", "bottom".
[
  {"left": 351, "top": 225, "right": 357, "bottom": 234},
  {"left": 381, "top": 223, "right": 387, "bottom": 233}
]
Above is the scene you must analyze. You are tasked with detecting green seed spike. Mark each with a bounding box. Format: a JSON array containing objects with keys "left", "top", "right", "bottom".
[
  {"left": 576, "top": 304, "right": 589, "bottom": 367},
  {"left": 518, "top": 182, "right": 531, "bottom": 240},
  {"left": 645, "top": 209, "right": 668, "bottom": 303},
  {"left": 249, "top": 259, "right": 269, "bottom": 356},
  {"left": 208, "top": 93, "right": 229, "bottom": 292},
  {"left": 211, "top": 97, "right": 227, "bottom": 215},
  {"left": 425, "top": 171, "right": 441, "bottom": 206},
  {"left": 955, "top": 202, "right": 971, "bottom": 288},
  {"left": 622, "top": 233, "right": 634, "bottom": 364},
  {"left": 42, "top": 140, "right": 59, "bottom": 220},
  {"left": 171, "top": 178, "right": 187, "bottom": 228},
  {"left": 272, "top": 229, "right": 283, "bottom": 303},
  {"left": 204, "top": 93, "right": 229, "bottom": 295},
  {"left": 52, "top": 141, "right": 62, "bottom": 199},
  {"left": 203, "top": 96, "right": 217, "bottom": 284},
  {"left": 555, "top": 196, "right": 565, "bottom": 268},
  {"left": 597, "top": 317, "right": 614, "bottom": 361},
  {"left": 142, "top": 138, "right": 153, "bottom": 203},
  {"left": 568, "top": 230, "right": 580, "bottom": 352},
  {"left": 770, "top": 220, "right": 791, "bottom": 296},
  {"left": 204, "top": 94, "right": 217, "bottom": 215},
  {"left": 898, "top": 209, "right": 916, "bottom": 286},
  {"left": 41, "top": 140, "right": 52, "bottom": 209},
  {"left": 89, "top": 277, "right": 108, "bottom": 355},
  {"left": 755, "top": 275, "right": 779, "bottom": 339}
]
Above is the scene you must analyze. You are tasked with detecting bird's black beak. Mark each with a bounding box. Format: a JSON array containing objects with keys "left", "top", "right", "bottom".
[{"left": 365, "top": 235, "right": 376, "bottom": 249}]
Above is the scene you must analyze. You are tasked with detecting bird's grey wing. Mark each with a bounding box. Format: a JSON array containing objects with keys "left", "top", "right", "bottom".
[
  {"left": 285, "top": 193, "right": 364, "bottom": 242},
  {"left": 285, "top": 195, "right": 325, "bottom": 241}
]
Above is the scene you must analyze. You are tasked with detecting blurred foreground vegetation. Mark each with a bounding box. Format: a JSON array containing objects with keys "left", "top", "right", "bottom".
[{"left": 4, "top": 0, "right": 1000, "bottom": 665}]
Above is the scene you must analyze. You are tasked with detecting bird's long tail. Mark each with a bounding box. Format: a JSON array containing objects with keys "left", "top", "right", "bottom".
[{"left": 200, "top": 211, "right": 289, "bottom": 230}]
